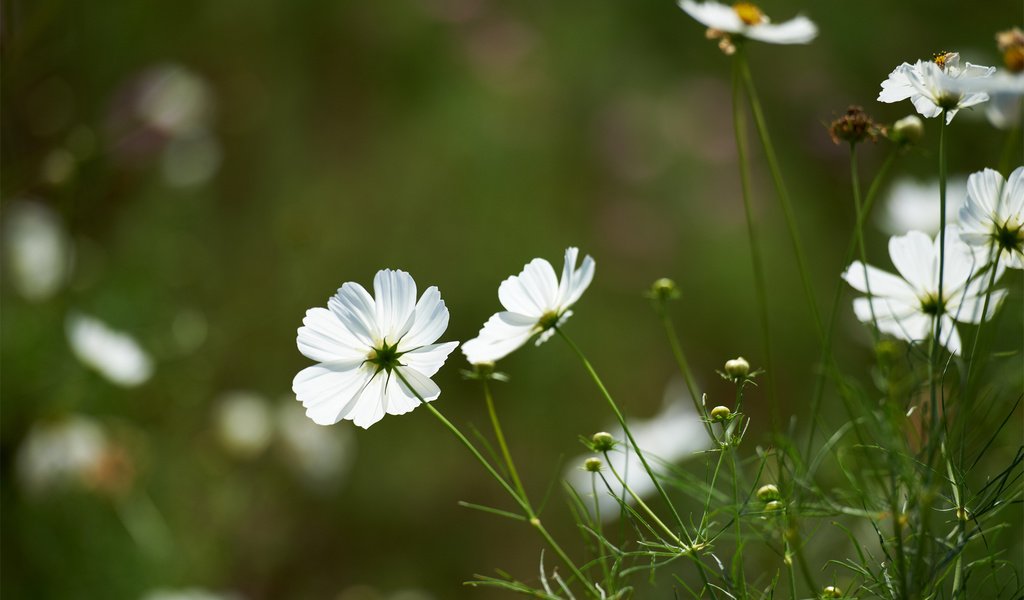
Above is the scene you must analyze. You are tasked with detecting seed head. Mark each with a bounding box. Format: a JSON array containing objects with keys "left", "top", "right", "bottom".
[
  {"left": 997, "top": 28, "right": 1024, "bottom": 73},
  {"left": 828, "top": 105, "right": 883, "bottom": 145}
]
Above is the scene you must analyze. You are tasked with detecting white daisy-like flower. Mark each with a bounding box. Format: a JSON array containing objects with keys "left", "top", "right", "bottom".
[
  {"left": 678, "top": 0, "right": 817, "bottom": 49},
  {"left": 461, "top": 247, "right": 594, "bottom": 365},
  {"left": 842, "top": 226, "right": 1005, "bottom": 355},
  {"left": 292, "top": 269, "right": 459, "bottom": 429},
  {"left": 66, "top": 313, "right": 154, "bottom": 387},
  {"left": 958, "top": 167, "right": 1024, "bottom": 269},
  {"left": 878, "top": 52, "right": 995, "bottom": 124}
]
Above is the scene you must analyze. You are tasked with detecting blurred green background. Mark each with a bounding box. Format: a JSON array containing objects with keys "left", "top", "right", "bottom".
[{"left": 3, "top": 0, "right": 1021, "bottom": 598}]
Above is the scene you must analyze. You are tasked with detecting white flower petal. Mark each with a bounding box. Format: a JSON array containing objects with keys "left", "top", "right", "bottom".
[
  {"left": 348, "top": 372, "right": 389, "bottom": 429},
  {"left": 744, "top": 16, "right": 817, "bottom": 44},
  {"left": 373, "top": 269, "right": 418, "bottom": 344},
  {"left": 889, "top": 231, "right": 936, "bottom": 292},
  {"left": 462, "top": 311, "right": 537, "bottom": 364},
  {"left": 878, "top": 64, "right": 915, "bottom": 103},
  {"left": 1005, "top": 166, "right": 1024, "bottom": 216},
  {"left": 297, "top": 307, "right": 368, "bottom": 363},
  {"left": 678, "top": 0, "right": 743, "bottom": 32},
  {"left": 401, "top": 341, "right": 459, "bottom": 377},
  {"left": 498, "top": 258, "right": 559, "bottom": 317},
  {"left": 395, "top": 366, "right": 441, "bottom": 405},
  {"left": 329, "top": 282, "right": 378, "bottom": 347},
  {"left": 562, "top": 253, "right": 595, "bottom": 309},
  {"left": 293, "top": 362, "right": 373, "bottom": 425},
  {"left": 401, "top": 286, "right": 449, "bottom": 349},
  {"left": 910, "top": 93, "right": 943, "bottom": 119},
  {"left": 966, "top": 168, "right": 1005, "bottom": 217},
  {"left": 842, "top": 262, "right": 917, "bottom": 301},
  {"left": 937, "top": 315, "right": 962, "bottom": 355},
  {"left": 952, "top": 288, "right": 1006, "bottom": 325}
]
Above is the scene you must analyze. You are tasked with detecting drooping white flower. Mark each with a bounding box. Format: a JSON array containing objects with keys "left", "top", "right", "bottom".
[
  {"left": 461, "top": 247, "right": 594, "bottom": 364},
  {"left": 16, "top": 415, "right": 108, "bottom": 495},
  {"left": 566, "top": 378, "right": 709, "bottom": 519},
  {"left": 842, "top": 227, "right": 1005, "bottom": 355},
  {"left": 878, "top": 52, "right": 995, "bottom": 124},
  {"left": 958, "top": 167, "right": 1024, "bottom": 269},
  {"left": 2, "top": 200, "right": 70, "bottom": 302},
  {"left": 293, "top": 269, "right": 458, "bottom": 429},
  {"left": 678, "top": 1, "right": 817, "bottom": 48},
  {"left": 876, "top": 176, "right": 967, "bottom": 236},
  {"left": 66, "top": 313, "right": 154, "bottom": 387}
]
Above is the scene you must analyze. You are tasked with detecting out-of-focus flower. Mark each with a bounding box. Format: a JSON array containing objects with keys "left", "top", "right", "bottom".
[
  {"left": 277, "top": 401, "right": 355, "bottom": 487},
  {"left": 959, "top": 167, "right": 1024, "bottom": 269},
  {"left": 136, "top": 64, "right": 214, "bottom": 137},
  {"left": 66, "top": 312, "right": 154, "bottom": 387},
  {"left": 877, "top": 176, "right": 968, "bottom": 236},
  {"left": 878, "top": 52, "right": 994, "bottom": 124},
  {"left": 293, "top": 269, "right": 459, "bottom": 428},
  {"left": 2, "top": 200, "right": 70, "bottom": 301},
  {"left": 160, "top": 130, "right": 222, "bottom": 188},
  {"left": 828, "top": 106, "right": 884, "bottom": 145},
  {"left": 678, "top": 0, "right": 817, "bottom": 55},
  {"left": 214, "top": 391, "right": 274, "bottom": 459},
  {"left": 842, "top": 227, "right": 1005, "bottom": 355},
  {"left": 140, "top": 588, "right": 239, "bottom": 600},
  {"left": 888, "top": 115, "right": 925, "bottom": 145},
  {"left": 462, "top": 247, "right": 594, "bottom": 364},
  {"left": 566, "top": 378, "right": 710, "bottom": 519},
  {"left": 16, "top": 415, "right": 108, "bottom": 495}
]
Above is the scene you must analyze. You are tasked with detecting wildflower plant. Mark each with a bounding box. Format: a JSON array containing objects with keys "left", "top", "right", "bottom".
[{"left": 283, "top": 12, "right": 1022, "bottom": 600}]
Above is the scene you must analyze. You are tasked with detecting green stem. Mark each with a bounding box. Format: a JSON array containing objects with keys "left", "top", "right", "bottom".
[
  {"left": 738, "top": 50, "right": 824, "bottom": 343},
  {"left": 805, "top": 150, "right": 897, "bottom": 457},
  {"left": 602, "top": 451, "right": 686, "bottom": 548},
  {"left": 397, "top": 373, "right": 598, "bottom": 597},
  {"left": 850, "top": 143, "right": 881, "bottom": 342},
  {"left": 732, "top": 49, "right": 777, "bottom": 409},
  {"left": 482, "top": 380, "right": 531, "bottom": 511},
  {"left": 590, "top": 473, "right": 611, "bottom": 587},
  {"left": 964, "top": 248, "right": 1002, "bottom": 393},
  {"left": 656, "top": 304, "right": 716, "bottom": 442},
  {"left": 557, "top": 328, "right": 689, "bottom": 538},
  {"left": 727, "top": 442, "right": 747, "bottom": 599},
  {"left": 929, "top": 115, "right": 949, "bottom": 462}
]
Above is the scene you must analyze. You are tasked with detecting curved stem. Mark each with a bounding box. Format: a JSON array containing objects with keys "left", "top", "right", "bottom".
[
  {"left": 556, "top": 328, "right": 689, "bottom": 538},
  {"left": 483, "top": 380, "right": 531, "bottom": 511},
  {"left": 732, "top": 49, "right": 777, "bottom": 408}
]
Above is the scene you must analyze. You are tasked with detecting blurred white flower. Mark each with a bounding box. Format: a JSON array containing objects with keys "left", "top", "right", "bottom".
[
  {"left": 136, "top": 64, "right": 214, "bottom": 136},
  {"left": 214, "top": 391, "right": 274, "bottom": 459},
  {"left": 566, "top": 378, "right": 710, "bottom": 520},
  {"left": 2, "top": 200, "right": 70, "bottom": 301},
  {"left": 843, "top": 227, "right": 1005, "bottom": 355},
  {"left": 878, "top": 52, "right": 994, "bottom": 124},
  {"left": 277, "top": 400, "right": 355, "bottom": 486},
  {"left": 877, "top": 176, "right": 967, "bottom": 236},
  {"left": 16, "top": 415, "right": 108, "bottom": 495},
  {"left": 140, "top": 588, "right": 239, "bottom": 600},
  {"left": 67, "top": 312, "right": 154, "bottom": 387},
  {"left": 678, "top": 1, "right": 817, "bottom": 48},
  {"left": 293, "top": 269, "right": 459, "bottom": 428},
  {"left": 959, "top": 167, "right": 1024, "bottom": 269},
  {"left": 462, "top": 247, "right": 594, "bottom": 364}
]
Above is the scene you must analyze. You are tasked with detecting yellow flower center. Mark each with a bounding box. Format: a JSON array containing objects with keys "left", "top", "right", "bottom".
[
  {"left": 932, "top": 51, "right": 955, "bottom": 69},
  {"left": 1004, "top": 47, "right": 1024, "bottom": 73},
  {"left": 732, "top": 2, "right": 765, "bottom": 25}
]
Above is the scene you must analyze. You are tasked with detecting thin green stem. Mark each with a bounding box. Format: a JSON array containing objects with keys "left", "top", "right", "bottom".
[
  {"left": 850, "top": 143, "right": 881, "bottom": 342},
  {"left": 482, "top": 380, "right": 531, "bottom": 511},
  {"left": 738, "top": 50, "right": 824, "bottom": 343},
  {"left": 732, "top": 49, "right": 777, "bottom": 408},
  {"left": 656, "top": 304, "right": 716, "bottom": 442},
  {"left": 397, "top": 372, "right": 598, "bottom": 598},
  {"left": 727, "top": 442, "right": 747, "bottom": 599},
  {"left": 557, "top": 328, "right": 689, "bottom": 538},
  {"left": 805, "top": 150, "right": 897, "bottom": 458},
  {"left": 590, "top": 473, "right": 611, "bottom": 586},
  {"left": 602, "top": 451, "right": 686, "bottom": 548},
  {"left": 929, "top": 115, "right": 949, "bottom": 464},
  {"left": 964, "top": 248, "right": 1002, "bottom": 393}
]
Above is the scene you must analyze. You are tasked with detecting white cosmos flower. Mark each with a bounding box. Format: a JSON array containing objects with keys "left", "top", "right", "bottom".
[
  {"left": 67, "top": 313, "right": 154, "bottom": 387},
  {"left": 16, "top": 415, "right": 108, "bottom": 495},
  {"left": 2, "top": 200, "right": 70, "bottom": 302},
  {"left": 214, "top": 391, "right": 274, "bottom": 459},
  {"left": 462, "top": 247, "right": 594, "bottom": 365},
  {"left": 678, "top": 1, "right": 817, "bottom": 46},
  {"left": 842, "top": 226, "right": 1005, "bottom": 355},
  {"left": 958, "top": 167, "right": 1024, "bottom": 269},
  {"left": 293, "top": 269, "right": 458, "bottom": 429},
  {"left": 878, "top": 53, "right": 995, "bottom": 124}
]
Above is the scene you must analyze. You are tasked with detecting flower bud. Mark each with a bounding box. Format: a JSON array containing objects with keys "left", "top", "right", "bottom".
[
  {"left": 890, "top": 115, "right": 924, "bottom": 146},
  {"left": 591, "top": 431, "right": 616, "bottom": 452},
  {"left": 822, "top": 585, "right": 843, "bottom": 598},
  {"left": 756, "top": 483, "right": 780, "bottom": 502},
  {"left": 584, "top": 457, "right": 603, "bottom": 473},
  {"left": 724, "top": 356, "right": 750, "bottom": 379},
  {"left": 764, "top": 500, "right": 785, "bottom": 512},
  {"left": 648, "top": 278, "right": 680, "bottom": 301},
  {"left": 710, "top": 405, "right": 731, "bottom": 421}
]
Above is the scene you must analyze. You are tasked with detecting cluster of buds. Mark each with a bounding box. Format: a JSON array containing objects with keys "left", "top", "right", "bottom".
[
  {"left": 828, "top": 105, "right": 884, "bottom": 145},
  {"left": 997, "top": 27, "right": 1024, "bottom": 73},
  {"left": 757, "top": 483, "right": 784, "bottom": 513}
]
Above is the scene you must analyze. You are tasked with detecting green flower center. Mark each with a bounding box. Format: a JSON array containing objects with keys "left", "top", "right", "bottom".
[
  {"left": 994, "top": 219, "right": 1024, "bottom": 254},
  {"left": 367, "top": 341, "right": 403, "bottom": 373},
  {"left": 919, "top": 293, "right": 946, "bottom": 317},
  {"left": 538, "top": 310, "right": 562, "bottom": 331}
]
